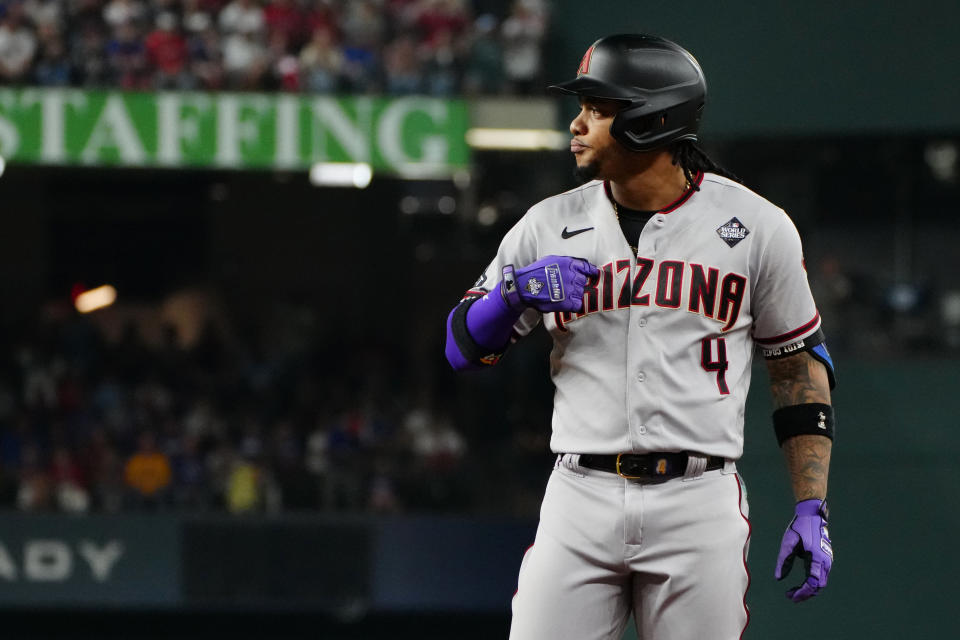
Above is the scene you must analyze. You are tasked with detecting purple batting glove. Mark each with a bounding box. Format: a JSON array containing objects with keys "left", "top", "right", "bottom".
[
  {"left": 774, "top": 499, "right": 833, "bottom": 602},
  {"left": 501, "top": 255, "right": 599, "bottom": 313}
]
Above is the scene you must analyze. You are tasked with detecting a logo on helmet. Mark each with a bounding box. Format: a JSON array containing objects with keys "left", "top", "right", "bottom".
[{"left": 577, "top": 44, "right": 596, "bottom": 77}]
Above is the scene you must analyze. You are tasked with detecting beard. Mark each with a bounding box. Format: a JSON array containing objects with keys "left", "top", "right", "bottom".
[{"left": 573, "top": 160, "right": 601, "bottom": 183}]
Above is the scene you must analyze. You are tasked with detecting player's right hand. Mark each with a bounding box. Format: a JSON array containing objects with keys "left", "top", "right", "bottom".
[{"left": 501, "top": 255, "right": 599, "bottom": 313}]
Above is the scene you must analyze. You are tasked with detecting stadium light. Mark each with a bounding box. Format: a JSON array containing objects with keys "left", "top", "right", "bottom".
[
  {"left": 465, "top": 128, "right": 569, "bottom": 151},
  {"left": 309, "top": 162, "right": 373, "bottom": 188},
  {"left": 74, "top": 285, "right": 117, "bottom": 314},
  {"left": 393, "top": 163, "right": 457, "bottom": 180}
]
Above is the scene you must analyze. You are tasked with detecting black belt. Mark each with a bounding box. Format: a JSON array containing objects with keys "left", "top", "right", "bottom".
[{"left": 573, "top": 452, "right": 724, "bottom": 479}]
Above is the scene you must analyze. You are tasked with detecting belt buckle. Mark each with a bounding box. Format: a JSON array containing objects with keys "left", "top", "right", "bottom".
[{"left": 615, "top": 453, "right": 645, "bottom": 479}]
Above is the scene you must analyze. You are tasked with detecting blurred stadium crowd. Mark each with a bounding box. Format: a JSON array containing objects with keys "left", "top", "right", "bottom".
[
  {"left": 0, "top": 0, "right": 548, "bottom": 93},
  {"left": 0, "top": 302, "right": 505, "bottom": 515}
]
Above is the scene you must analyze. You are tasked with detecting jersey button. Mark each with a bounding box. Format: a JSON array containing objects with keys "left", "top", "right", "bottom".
[
  {"left": 637, "top": 318, "right": 647, "bottom": 327},
  {"left": 636, "top": 372, "right": 646, "bottom": 382},
  {"left": 638, "top": 425, "right": 648, "bottom": 435}
]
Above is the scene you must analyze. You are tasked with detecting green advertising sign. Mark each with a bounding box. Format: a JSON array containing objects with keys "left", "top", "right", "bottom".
[{"left": 0, "top": 89, "right": 470, "bottom": 173}]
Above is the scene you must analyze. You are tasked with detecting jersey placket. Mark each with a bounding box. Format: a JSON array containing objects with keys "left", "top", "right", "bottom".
[
  {"left": 598, "top": 196, "right": 644, "bottom": 452},
  {"left": 623, "top": 211, "right": 669, "bottom": 451}
]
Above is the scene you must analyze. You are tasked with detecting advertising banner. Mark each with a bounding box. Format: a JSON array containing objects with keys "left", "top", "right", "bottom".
[
  {"left": 0, "top": 513, "right": 530, "bottom": 612},
  {"left": 0, "top": 89, "right": 470, "bottom": 173},
  {"left": 0, "top": 514, "right": 180, "bottom": 607}
]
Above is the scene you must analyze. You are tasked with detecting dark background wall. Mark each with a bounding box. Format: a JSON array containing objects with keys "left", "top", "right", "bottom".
[{"left": 547, "top": 0, "right": 960, "bottom": 136}]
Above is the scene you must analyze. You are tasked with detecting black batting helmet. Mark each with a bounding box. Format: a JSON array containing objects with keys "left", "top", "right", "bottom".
[{"left": 549, "top": 34, "right": 707, "bottom": 152}]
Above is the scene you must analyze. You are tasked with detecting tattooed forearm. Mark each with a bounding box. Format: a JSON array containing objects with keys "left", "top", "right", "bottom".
[
  {"left": 766, "top": 351, "right": 833, "bottom": 500},
  {"left": 765, "top": 351, "right": 831, "bottom": 409},
  {"left": 781, "top": 434, "right": 832, "bottom": 501}
]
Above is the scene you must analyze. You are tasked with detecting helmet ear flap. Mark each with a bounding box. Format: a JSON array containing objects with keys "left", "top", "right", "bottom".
[
  {"left": 611, "top": 100, "right": 704, "bottom": 152},
  {"left": 610, "top": 105, "right": 667, "bottom": 152}
]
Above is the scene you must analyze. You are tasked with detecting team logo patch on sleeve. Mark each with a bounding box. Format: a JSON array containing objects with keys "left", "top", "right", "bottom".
[{"left": 716, "top": 218, "right": 750, "bottom": 247}]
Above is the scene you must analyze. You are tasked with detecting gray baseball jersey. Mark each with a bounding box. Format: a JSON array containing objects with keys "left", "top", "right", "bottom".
[{"left": 465, "top": 173, "right": 820, "bottom": 460}]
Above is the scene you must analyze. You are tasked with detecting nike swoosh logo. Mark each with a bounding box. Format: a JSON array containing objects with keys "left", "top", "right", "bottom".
[{"left": 561, "top": 226, "right": 594, "bottom": 239}]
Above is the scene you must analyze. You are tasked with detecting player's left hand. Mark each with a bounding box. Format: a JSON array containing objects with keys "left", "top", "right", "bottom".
[{"left": 774, "top": 498, "right": 833, "bottom": 602}]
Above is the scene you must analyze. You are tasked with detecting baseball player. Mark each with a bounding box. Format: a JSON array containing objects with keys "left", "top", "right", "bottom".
[{"left": 445, "top": 34, "right": 837, "bottom": 639}]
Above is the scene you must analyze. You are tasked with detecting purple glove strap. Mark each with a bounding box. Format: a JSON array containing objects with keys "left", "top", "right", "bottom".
[
  {"left": 774, "top": 498, "right": 833, "bottom": 603},
  {"left": 500, "top": 265, "right": 524, "bottom": 311}
]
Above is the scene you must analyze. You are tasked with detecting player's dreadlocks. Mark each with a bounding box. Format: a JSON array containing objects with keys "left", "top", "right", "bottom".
[{"left": 671, "top": 140, "right": 742, "bottom": 190}]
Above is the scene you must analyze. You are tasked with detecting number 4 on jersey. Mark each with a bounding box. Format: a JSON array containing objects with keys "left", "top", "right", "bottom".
[{"left": 701, "top": 337, "right": 730, "bottom": 394}]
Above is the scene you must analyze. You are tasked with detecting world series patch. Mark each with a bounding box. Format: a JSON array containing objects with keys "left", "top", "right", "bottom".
[
  {"left": 716, "top": 217, "right": 750, "bottom": 247},
  {"left": 525, "top": 277, "right": 544, "bottom": 295}
]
